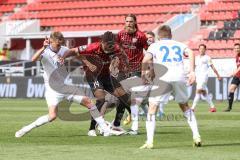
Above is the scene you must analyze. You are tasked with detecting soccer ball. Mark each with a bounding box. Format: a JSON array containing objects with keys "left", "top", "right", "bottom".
[{"left": 96, "top": 121, "right": 111, "bottom": 135}]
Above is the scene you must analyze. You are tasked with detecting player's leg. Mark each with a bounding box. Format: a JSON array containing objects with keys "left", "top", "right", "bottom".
[
  {"left": 125, "top": 98, "right": 142, "bottom": 135},
  {"left": 69, "top": 92, "right": 111, "bottom": 136},
  {"left": 15, "top": 94, "right": 59, "bottom": 138},
  {"left": 140, "top": 93, "right": 170, "bottom": 149},
  {"left": 125, "top": 83, "right": 152, "bottom": 134},
  {"left": 191, "top": 86, "right": 201, "bottom": 111},
  {"left": 202, "top": 87, "right": 216, "bottom": 112},
  {"left": 88, "top": 89, "right": 106, "bottom": 136},
  {"left": 139, "top": 102, "right": 158, "bottom": 149},
  {"left": 84, "top": 78, "right": 111, "bottom": 136},
  {"left": 174, "top": 81, "right": 201, "bottom": 147},
  {"left": 103, "top": 76, "right": 131, "bottom": 129},
  {"left": 139, "top": 100, "right": 148, "bottom": 116},
  {"left": 224, "top": 77, "right": 239, "bottom": 112},
  {"left": 112, "top": 86, "right": 131, "bottom": 128},
  {"left": 157, "top": 103, "right": 165, "bottom": 118}
]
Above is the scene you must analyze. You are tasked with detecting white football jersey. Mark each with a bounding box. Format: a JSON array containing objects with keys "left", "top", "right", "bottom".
[
  {"left": 195, "top": 54, "right": 212, "bottom": 77},
  {"left": 40, "top": 45, "right": 68, "bottom": 94},
  {"left": 147, "top": 39, "right": 188, "bottom": 82}
]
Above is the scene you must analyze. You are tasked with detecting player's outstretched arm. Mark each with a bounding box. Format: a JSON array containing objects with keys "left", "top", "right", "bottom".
[
  {"left": 210, "top": 64, "right": 222, "bottom": 80},
  {"left": 32, "top": 37, "right": 49, "bottom": 62},
  {"left": 62, "top": 48, "right": 78, "bottom": 59}
]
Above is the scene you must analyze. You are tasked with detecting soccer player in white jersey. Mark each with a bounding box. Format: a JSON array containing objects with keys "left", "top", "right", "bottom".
[
  {"left": 140, "top": 25, "right": 201, "bottom": 149},
  {"left": 191, "top": 44, "right": 222, "bottom": 112},
  {"left": 15, "top": 32, "right": 110, "bottom": 138}
]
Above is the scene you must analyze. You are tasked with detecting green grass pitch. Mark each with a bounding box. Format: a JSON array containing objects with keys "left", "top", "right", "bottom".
[{"left": 0, "top": 99, "right": 240, "bottom": 160}]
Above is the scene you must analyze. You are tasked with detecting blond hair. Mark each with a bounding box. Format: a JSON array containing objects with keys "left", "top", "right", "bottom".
[{"left": 50, "top": 31, "right": 65, "bottom": 45}]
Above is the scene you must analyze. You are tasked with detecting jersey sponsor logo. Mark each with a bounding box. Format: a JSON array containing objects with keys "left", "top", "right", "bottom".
[
  {"left": 132, "top": 37, "right": 137, "bottom": 43},
  {"left": 122, "top": 43, "right": 137, "bottom": 50}
]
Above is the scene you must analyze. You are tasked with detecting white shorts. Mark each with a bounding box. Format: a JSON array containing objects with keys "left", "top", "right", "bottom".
[
  {"left": 196, "top": 76, "right": 208, "bottom": 90},
  {"left": 149, "top": 81, "right": 188, "bottom": 105},
  {"left": 120, "top": 76, "right": 154, "bottom": 101},
  {"left": 45, "top": 90, "right": 84, "bottom": 107}
]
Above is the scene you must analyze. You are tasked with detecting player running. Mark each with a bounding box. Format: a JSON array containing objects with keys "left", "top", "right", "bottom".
[
  {"left": 140, "top": 25, "right": 201, "bottom": 149},
  {"left": 191, "top": 44, "right": 222, "bottom": 112},
  {"left": 15, "top": 32, "right": 110, "bottom": 138}
]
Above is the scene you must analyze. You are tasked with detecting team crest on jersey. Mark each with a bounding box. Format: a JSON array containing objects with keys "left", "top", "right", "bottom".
[{"left": 132, "top": 38, "right": 137, "bottom": 43}]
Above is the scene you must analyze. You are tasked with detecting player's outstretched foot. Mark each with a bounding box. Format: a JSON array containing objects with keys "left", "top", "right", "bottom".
[
  {"left": 125, "top": 129, "right": 138, "bottom": 135},
  {"left": 139, "top": 142, "right": 153, "bottom": 149},
  {"left": 88, "top": 130, "right": 97, "bottom": 137},
  {"left": 209, "top": 107, "right": 216, "bottom": 112},
  {"left": 123, "top": 114, "right": 131, "bottom": 125},
  {"left": 193, "top": 136, "right": 202, "bottom": 147},
  {"left": 15, "top": 126, "right": 30, "bottom": 138},
  {"left": 223, "top": 107, "right": 231, "bottom": 112}
]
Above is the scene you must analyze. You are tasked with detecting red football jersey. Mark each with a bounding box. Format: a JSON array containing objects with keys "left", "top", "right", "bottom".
[
  {"left": 79, "top": 42, "right": 127, "bottom": 77},
  {"left": 117, "top": 29, "right": 148, "bottom": 72},
  {"left": 235, "top": 54, "right": 240, "bottom": 78}
]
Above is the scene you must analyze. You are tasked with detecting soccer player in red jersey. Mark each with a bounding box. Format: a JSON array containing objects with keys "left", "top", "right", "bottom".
[
  {"left": 117, "top": 14, "right": 148, "bottom": 135},
  {"left": 63, "top": 31, "right": 131, "bottom": 136},
  {"left": 224, "top": 43, "right": 240, "bottom": 112}
]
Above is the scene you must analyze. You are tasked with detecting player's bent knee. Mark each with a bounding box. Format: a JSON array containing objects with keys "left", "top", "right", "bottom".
[
  {"left": 49, "top": 113, "right": 57, "bottom": 121},
  {"left": 119, "top": 93, "right": 131, "bottom": 105},
  {"left": 178, "top": 103, "right": 189, "bottom": 112},
  {"left": 148, "top": 102, "right": 158, "bottom": 114}
]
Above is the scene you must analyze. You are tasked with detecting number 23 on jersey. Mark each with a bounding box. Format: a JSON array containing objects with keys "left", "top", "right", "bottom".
[{"left": 160, "top": 45, "right": 183, "bottom": 62}]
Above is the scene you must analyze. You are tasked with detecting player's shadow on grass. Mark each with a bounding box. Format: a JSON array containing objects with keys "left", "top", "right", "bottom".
[
  {"left": 33, "top": 134, "right": 87, "bottom": 138},
  {"left": 204, "top": 143, "right": 240, "bottom": 147}
]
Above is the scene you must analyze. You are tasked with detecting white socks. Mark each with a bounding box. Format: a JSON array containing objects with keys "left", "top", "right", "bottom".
[
  {"left": 89, "top": 105, "right": 109, "bottom": 131},
  {"left": 192, "top": 93, "right": 200, "bottom": 109},
  {"left": 24, "top": 114, "right": 50, "bottom": 132},
  {"left": 95, "top": 116, "right": 109, "bottom": 131},
  {"left": 131, "top": 104, "right": 139, "bottom": 131},
  {"left": 193, "top": 92, "right": 215, "bottom": 109},
  {"left": 146, "top": 114, "right": 155, "bottom": 144},
  {"left": 204, "top": 94, "right": 214, "bottom": 108},
  {"left": 184, "top": 109, "right": 200, "bottom": 139}
]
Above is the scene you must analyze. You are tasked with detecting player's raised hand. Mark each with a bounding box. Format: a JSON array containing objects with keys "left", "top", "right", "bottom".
[
  {"left": 57, "top": 56, "right": 65, "bottom": 66},
  {"left": 187, "top": 71, "right": 196, "bottom": 85},
  {"left": 43, "top": 36, "right": 49, "bottom": 48}
]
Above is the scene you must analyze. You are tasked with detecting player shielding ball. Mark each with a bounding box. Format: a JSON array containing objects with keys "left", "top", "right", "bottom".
[
  {"left": 15, "top": 32, "right": 111, "bottom": 138},
  {"left": 140, "top": 25, "right": 201, "bottom": 149},
  {"left": 63, "top": 31, "right": 131, "bottom": 136}
]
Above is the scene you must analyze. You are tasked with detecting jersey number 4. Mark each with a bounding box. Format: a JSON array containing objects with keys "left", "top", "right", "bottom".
[{"left": 160, "top": 45, "right": 182, "bottom": 62}]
